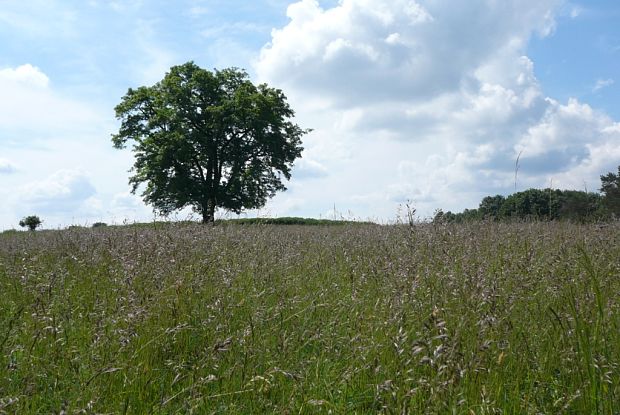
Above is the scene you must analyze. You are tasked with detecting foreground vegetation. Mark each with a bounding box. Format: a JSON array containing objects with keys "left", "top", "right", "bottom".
[{"left": 1, "top": 221, "right": 619, "bottom": 413}]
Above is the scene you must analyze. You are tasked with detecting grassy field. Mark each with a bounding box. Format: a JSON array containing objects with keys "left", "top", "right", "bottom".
[{"left": 1, "top": 221, "right": 619, "bottom": 414}]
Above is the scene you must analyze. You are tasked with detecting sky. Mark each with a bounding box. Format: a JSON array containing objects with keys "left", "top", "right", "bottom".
[{"left": 1, "top": 0, "right": 619, "bottom": 229}]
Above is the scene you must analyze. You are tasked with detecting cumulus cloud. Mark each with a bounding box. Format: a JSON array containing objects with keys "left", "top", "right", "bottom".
[
  {"left": 254, "top": 0, "right": 618, "bottom": 217},
  {"left": 0, "top": 59, "right": 185, "bottom": 227},
  {"left": 257, "top": 0, "right": 558, "bottom": 107},
  {"left": 515, "top": 99, "right": 620, "bottom": 186},
  {"left": 19, "top": 170, "right": 97, "bottom": 214},
  {"left": 0, "top": 62, "right": 125, "bottom": 228},
  {"left": 0, "top": 64, "right": 49, "bottom": 88},
  {"left": 0, "top": 64, "right": 105, "bottom": 141}
]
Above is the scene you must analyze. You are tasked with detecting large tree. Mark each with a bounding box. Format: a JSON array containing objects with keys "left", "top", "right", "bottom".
[{"left": 112, "top": 62, "right": 307, "bottom": 223}]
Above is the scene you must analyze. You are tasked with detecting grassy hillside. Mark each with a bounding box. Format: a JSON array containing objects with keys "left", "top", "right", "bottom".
[{"left": 1, "top": 222, "right": 619, "bottom": 413}]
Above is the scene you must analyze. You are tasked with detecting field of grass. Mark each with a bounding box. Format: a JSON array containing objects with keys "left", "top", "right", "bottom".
[{"left": 1, "top": 221, "right": 619, "bottom": 413}]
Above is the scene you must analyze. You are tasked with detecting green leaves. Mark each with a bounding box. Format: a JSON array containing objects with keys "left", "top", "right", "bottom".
[
  {"left": 600, "top": 165, "right": 620, "bottom": 216},
  {"left": 18, "top": 215, "right": 42, "bottom": 231},
  {"left": 112, "top": 62, "right": 307, "bottom": 222}
]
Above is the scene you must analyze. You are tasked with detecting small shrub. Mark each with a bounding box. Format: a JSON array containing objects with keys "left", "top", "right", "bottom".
[{"left": 19, "top": 215, "right": 42, "bottom": 231}]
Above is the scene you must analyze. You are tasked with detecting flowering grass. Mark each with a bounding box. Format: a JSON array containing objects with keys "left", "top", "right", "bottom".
[{"left": 0, "top": 221, "right": 619, "bottom": 413}]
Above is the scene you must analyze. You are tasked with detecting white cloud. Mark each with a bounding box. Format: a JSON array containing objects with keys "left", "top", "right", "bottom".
[
  {"left": 292, "top": 158, "right": 329, "bottom": 179},
  {"left": 111, "top": 191, "right": 145, "bottom": 212},
  {"left": 253, "top": 0, "right": 619, "bottom": 218},
  {"left": 0, "top": 62, "right": 138, "bottom": 228},
  {"left": 105, "top": 191, "right": 153, "bottom": 222},
  {"left": 257, "top": 0, "right": 559, "bottom": 107},
  {"left": 515, "top": 99, "right": 620, "bottom": 186},
  {"left": 11, "top": 171, "right": 157, "bottom": 227},
  {"left": 0, "top": 159, "right": 18, "bottom": 174},
  {"left": 569, "top": 4, "right": 583, "bottom": 19},
  {"left": 19, "top": 169, "right": 97, "bottom": 214},
  {"left": 189, "top": 6, "right": 209, "bottom": 16},
  {"left": 0, "top": 64, "right": 106, "bottom": 140},
  {"left": 0, "top": 64, "right": 49, "bottom": 88},
  {"left": 593, "top": 78, "right": 614, "bottom": 92}
]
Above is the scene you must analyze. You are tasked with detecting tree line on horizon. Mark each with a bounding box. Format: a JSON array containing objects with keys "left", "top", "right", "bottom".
[{"left": 434, "top": 165, "right": 620, "bottom": 223}]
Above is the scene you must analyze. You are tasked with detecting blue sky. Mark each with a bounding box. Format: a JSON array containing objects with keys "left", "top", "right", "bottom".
[
  {"left": 528, "top": 1, "right": 619, "bottom": 118},
  {"left": 1, "top": 0, "right": 619, "bottom": 229}
]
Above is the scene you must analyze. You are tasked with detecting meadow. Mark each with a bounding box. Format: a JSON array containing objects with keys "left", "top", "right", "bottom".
[{"left": 0, "top": 221, "right": 619, "bottom": 414}]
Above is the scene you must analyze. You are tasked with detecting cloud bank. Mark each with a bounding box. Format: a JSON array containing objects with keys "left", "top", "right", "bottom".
[
  {"left": 0, "top": 64, "right": 143, "bottom": 228},
  {"left": 255, "top": 0, "right": 620, "bottom": 217}
]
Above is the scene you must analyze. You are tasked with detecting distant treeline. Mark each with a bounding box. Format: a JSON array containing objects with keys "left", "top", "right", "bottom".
[
  {"left": 69, "top": 217, "right": 365, "bottom": 230},
  {"left": 435, "top": 166, "right": 620, "bottom": 223},
  {"left": 218, "top": 217, "right": 367, "bottom": 226},
  {"left": 434, "top": 188, "right": 612, "bottom": 223}
]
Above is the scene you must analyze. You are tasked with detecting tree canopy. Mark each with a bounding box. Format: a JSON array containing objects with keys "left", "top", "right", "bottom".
[
  {"left": 435, "top": 188, "right": 606, "bottom": 223},
  {"left": 112, "top": 62, "right": 308, "bottom": 223},
  {"left": 600, "top": 165, "right": 620, "bottom": 216}
]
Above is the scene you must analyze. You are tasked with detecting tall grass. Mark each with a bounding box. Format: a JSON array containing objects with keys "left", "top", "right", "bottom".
[{"left": 0, "top": 221, "right": 619, "bottom": 413}]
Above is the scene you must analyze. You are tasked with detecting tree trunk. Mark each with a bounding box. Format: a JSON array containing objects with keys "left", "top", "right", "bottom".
[{"left": 202, "top": 199, "right": 216, "bottom": 224}]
